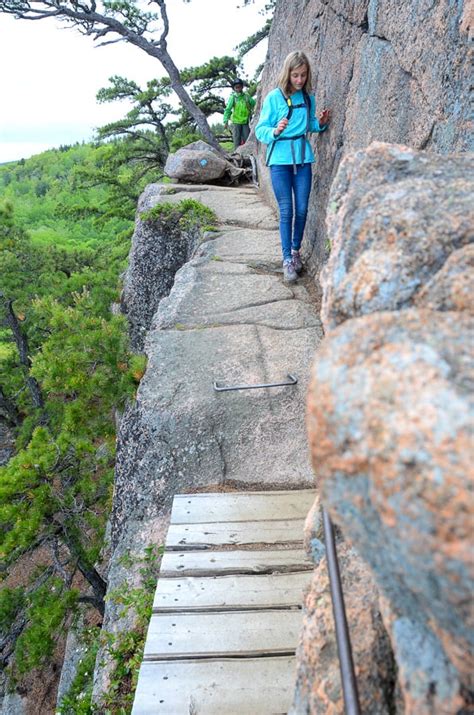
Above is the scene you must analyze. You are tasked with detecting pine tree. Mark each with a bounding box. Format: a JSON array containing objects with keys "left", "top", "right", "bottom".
[{"left": 0, "top": 200, "right": 143, "bottom": 677}]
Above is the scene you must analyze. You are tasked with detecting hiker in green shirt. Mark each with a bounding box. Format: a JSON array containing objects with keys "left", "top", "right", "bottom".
[{"left": 223, "top": 78, "right": 256, "bottom": 149}]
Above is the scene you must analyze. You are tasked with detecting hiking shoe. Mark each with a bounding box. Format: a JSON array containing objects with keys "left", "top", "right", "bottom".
[
  {"left": 291, "top": 250, "right": 303, "bottom": 273},
  {"left": 283, "top": 258, "right": 297, "bottom": 283}
]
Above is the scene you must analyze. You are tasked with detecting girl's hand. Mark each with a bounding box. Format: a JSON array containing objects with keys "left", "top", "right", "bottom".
[
  {"left": 274, "top": 118, "right": 289, "bottom": 136},
  {"left": 319, "top": 108, "right": 330, "bottom": 124}
]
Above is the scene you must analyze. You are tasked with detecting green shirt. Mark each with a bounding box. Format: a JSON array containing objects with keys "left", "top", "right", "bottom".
[{"left": 223, "top": 92, "right": 256, "bottom": 125}]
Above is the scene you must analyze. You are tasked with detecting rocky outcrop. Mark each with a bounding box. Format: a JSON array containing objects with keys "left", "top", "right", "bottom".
[
  {"left": 321, "top": 142, "right": 474, "bottom": 328},
  {"left": 55, "top": 621, "right": 88, "bottom": 710},
  {"left": 304, "top": 143, "right": 473, "bottom": 713},
  {"left": 112, "top": 185, "right": 319, "bottom": 548},
  {"left": 121, "top": 184, "right": 204, "bottom": 352},
  {"left": 252, "top": 0, "right": 472, "bottom": 268},
  {"left": 164, "top": 140, "right": 245, "bottom": 184}
]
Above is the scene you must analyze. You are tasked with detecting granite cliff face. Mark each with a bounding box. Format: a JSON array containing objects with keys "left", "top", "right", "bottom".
[
  {"left": 302, "top": 144, "right": 473, "bottom": 713},
  {"left": 121, "top": 185, "right": 205, "bottom": 352},
  {"left": 252, "top": 0, "right": 472, "bottom": 268}
]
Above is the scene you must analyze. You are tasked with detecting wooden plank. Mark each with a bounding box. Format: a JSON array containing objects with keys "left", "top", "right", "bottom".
[
  {"left": 153, "top": 571, "right": 312, "bottom": 611},
  {"left": 159, "top": 548, "right": 312, "bottom": 577},
  {"left": 143, "top": 609, "right": 302, "bottom": 659},
  {"left": 170, "top": 489, "right": 316, "bottom": 524},
  {"left": 166, "top": 518, "right": 305, "bottom": 548},
  {"left": 132, "top": 656, "right": 297, "bottom": 714}
]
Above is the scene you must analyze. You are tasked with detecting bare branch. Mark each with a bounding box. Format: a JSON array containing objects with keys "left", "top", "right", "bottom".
[
  {"left": 151, "top": 0, "right": 169, "bottom": 47},
  {"left": 50, "top": 538, "right": 73, "bottom": 586},
  {"left": 1, "top": 297, "right": 45, "bottom": 411}
]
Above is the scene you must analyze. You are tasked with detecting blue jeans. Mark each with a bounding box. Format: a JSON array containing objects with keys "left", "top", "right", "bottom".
[{"left": 270, "top": 163, "right": 312, "bottom": 262}]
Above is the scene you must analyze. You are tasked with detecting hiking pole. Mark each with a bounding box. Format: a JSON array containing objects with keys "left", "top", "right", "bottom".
[
  {"left": 322, "top": 508, "right": 361, "bottom": 715},
  {"left": 213, "top": 373, "right": 297, "bottom": 392}
]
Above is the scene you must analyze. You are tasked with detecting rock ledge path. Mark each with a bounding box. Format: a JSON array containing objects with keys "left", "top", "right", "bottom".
[{"left": 118, "top": 182, "right": 323, "bottom": 712}]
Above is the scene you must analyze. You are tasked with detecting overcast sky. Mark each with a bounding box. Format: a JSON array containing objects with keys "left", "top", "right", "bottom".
[{"left": 0, "top": 0, "right": 269, "bottom": 163}]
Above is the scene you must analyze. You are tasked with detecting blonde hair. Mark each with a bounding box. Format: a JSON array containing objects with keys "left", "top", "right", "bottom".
[{"left": 278, "top": 51, "right": 312, "bottom": 96}]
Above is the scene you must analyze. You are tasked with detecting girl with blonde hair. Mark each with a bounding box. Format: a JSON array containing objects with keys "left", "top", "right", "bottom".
[{"left": 256, "top": 51, "right": 330, "bottom": 282}]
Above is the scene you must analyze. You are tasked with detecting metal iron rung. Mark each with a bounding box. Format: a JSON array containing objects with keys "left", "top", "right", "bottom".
[{"left": 213, "top": 373, "right": 298, "bottom": 392}]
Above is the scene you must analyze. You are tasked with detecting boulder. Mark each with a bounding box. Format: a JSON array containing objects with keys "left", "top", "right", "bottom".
[
  {"left": 321, "top": 142, "right": 474, "bottom": 330},
  {"left": 307, "top": 308, "right": 474, "bottom": 711},
  {"left": 164, "top": 141, "right": 245, "bottom": 183}
]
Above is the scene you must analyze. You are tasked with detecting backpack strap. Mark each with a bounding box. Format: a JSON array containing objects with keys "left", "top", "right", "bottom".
[{"left": 281, "top": 88, "right": 293, "bottom": 121}]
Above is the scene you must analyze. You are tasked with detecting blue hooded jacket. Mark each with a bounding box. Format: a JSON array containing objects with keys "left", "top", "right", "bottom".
[{"left": 255, "top": 88, "right": 327, "bottom": 166}]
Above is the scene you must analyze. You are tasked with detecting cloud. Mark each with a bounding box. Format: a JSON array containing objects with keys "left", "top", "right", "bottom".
[{"left": 0, "top": 0, "right": 268, "bottom": 162}]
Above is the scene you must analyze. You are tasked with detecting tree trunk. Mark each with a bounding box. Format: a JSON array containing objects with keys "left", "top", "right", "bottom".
[
  {"left": 60, "top": 526, "right": 107, "bottom": 616},
  {"left": 75, "top": 561, "right": 107, "bottom": 617},
  {"left": 3, "top": 299, "right": 45, "bottom": 411},
  {"left": 158, "top": 51, "right": 222, "bottom": 151}
]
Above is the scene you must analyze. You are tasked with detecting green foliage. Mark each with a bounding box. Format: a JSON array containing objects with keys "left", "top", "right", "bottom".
[
  {"left": 99, "top": 544, "right": 163, "bottom": 712},
  {"left": 169, "top": 128, "right": 203, "bottom": 152},
  {"left": 57, "top": 627, "right": 100, "bottom": 715},
  {"left": 102, "top": 0, "right": 158, "bottom": 31},
  {"left": 140, "top": 198, "right": 217, "bottom": 232},
  {"left": 0, "top": 148, "right": 144, "bottom": 682},
  {"left": 0, "top": 144, "right": 132, "bottom": 249},
  {"left": 95, "top": 54, "right": 242, "bottom": 156},
  {"left": 14, "top": 581, "right": 79, "bottom": 674},
  {"left": 235, "top": 19, "right": 272, "bottom": 66},
  {"left": 0, "top": 587, "right": 25, "bottom": 633},
  {"left": 71, "top": 140, "right": 166, "bottom": 223}
]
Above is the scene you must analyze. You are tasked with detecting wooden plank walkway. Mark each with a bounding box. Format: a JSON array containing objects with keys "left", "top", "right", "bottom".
[{"left": 132, "top": 489, "right": 316, "bottom": 714}]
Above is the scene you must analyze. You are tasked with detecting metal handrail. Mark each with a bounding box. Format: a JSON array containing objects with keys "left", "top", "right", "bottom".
[
  {"left": 322, "top": 508, "right": 361, "bottom": 715},
  {"left": 213, "top": 373, "right": 298, "bottom": 392}
]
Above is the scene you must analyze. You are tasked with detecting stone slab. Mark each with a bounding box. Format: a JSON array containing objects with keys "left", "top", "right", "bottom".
[
  {"left": 139, "top": 323, "right": 319, "bottom": 488},
  {"left": 200, "top": 227, "right": 283, "bottom": 269}
]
